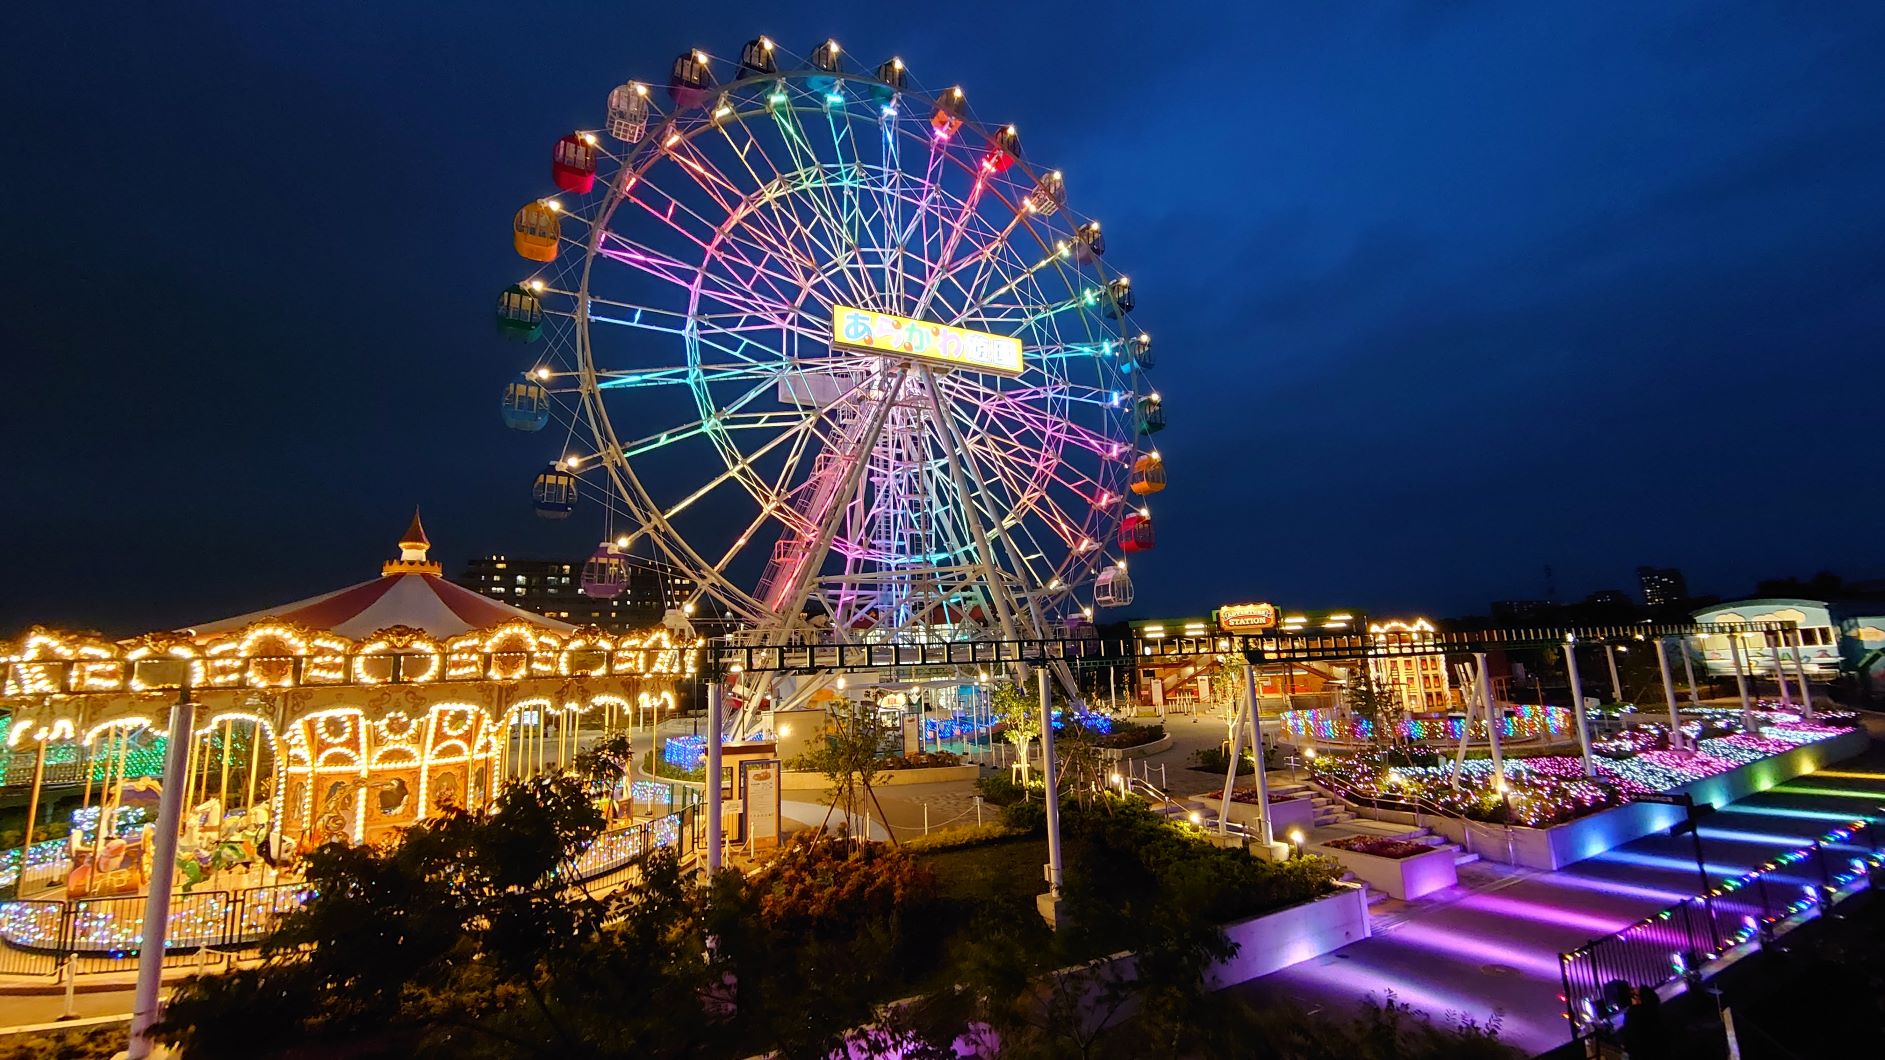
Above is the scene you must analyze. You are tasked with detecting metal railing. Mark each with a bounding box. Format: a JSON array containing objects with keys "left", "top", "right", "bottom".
[
  {"left": 1558, "top": 819, "right": 1882, "bottom": 1038},
  {"left": 707, "top": 622, "right": 1800, "bottom": 675}
]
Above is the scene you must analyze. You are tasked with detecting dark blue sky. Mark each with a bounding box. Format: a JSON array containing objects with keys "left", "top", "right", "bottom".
[{"left": 5, "top": 2, "right": 1883, "bottom": 635}]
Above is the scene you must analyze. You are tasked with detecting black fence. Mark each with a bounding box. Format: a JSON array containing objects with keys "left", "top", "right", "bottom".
[{"left": 1559, "top": 819, "right": 1882, "bottom": 1038}]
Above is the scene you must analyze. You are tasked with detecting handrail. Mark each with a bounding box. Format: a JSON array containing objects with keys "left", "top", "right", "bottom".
[{"left": 1558, "top": 817, "right": 1882, "bottom": 1038}]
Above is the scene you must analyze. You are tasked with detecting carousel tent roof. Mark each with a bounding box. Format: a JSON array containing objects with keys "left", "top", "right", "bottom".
[{"left": 184, "top": 510, "right": 576, "bottom": 641}]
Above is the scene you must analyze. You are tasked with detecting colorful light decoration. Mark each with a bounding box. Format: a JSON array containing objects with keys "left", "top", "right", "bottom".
[{"left": 1308, "top": 710, "right": 1859, "bottom": 828}]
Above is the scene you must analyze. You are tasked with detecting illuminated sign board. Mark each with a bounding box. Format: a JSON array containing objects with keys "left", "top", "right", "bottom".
[
  {"left": 830, "top": 305, "right": 1024, "bottom": 377},
  {"left": 1216, "top": 602, "right": 1278, "bottom": 633}
]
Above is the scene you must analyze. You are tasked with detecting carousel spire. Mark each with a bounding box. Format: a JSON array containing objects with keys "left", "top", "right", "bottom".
[{"left": 383, "top": 507, "right": 442, "bottom": 576}]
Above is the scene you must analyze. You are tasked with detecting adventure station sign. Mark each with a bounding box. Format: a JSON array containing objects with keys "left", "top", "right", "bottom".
[{"left": 831, "top": 306, "right": 1024, "bottom": 377}]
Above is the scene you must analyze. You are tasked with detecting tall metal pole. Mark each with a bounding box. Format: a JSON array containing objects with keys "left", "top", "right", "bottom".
[
  {"left": 1477, "top": 652, "right": 1504, "bottom": 779},
  {"left": 1217, "top": 673, "right": 1245, "bottom": 835},
  {"left": 1037, "top": 669, "right": 1064, "bottom": 900},
  {"left": 1682, "top": 641, "right": 1702, "bottom": 707},
  {"left": 15, "top": 733, "right": 48, "bottom": 893},
  {"left": 1728, "top": 633, "right": 1755, "bottom": 729},
  {"left": 1565, "top": 639, "right": 1593, "bottom": 777},
  {"left": 1768, "top": 637, "right": 1792, "bottom": 708},
  {"left": 1245, "top": 663, "right": 1274, "bottom": 846},
  {"left": 1790, "top": 628, "right": 1815, "bottom": 719},
  {"left": 1654, "top": 638, "right": 1684, "bottom": 752},
  {"left": 127, "top": 686, "right": 198, "bottom": 1060},
  {"left": 1604, "top": 644, "right": 1624, "bottom": 703},
  {"left": 705, "top": 681, "right": 723, "bottom": 872}
]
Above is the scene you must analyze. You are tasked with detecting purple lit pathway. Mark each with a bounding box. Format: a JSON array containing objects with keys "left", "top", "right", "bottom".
[{"left": 1230, "top": 734, "right": 1885, "bottom": 1056}]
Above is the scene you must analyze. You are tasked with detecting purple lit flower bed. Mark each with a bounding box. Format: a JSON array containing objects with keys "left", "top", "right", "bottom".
[{"left": 1309, "top": 712, "right": 1856, "bottom": 827}]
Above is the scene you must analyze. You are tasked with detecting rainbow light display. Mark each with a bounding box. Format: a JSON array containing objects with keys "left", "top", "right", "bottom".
[{"left": 1278, "top": 704, "right": 1572, "bottom": 745}]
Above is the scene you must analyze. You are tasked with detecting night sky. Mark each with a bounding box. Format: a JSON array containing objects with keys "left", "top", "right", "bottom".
[{"left": 6, "top": 2, "right": 1884, "bottom": 636}]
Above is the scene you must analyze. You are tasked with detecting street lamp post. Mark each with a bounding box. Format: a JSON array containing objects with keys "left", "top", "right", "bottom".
[
  {"left": 1037, "top": 669, "right": 1065, "bottom": 912},
  {"left": 127, "top": 683, "right": 198, "bottom": 1060},
  {"left": 1654, "top": 637, "right": 1684, "bottom": 752},
  {"left": 1565, "top": 637, "right": 1593, "bottom": 777}
]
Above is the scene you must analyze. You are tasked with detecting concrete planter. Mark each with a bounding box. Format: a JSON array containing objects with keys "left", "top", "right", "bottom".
[
  {"left": 1437, "top": 727, "right": 1871, "bottom": 870},
  {"left": 780, "top": 764, "right": 980, "bottom": 791},
  {"left": 1099, "top": 733, "right": 1173, "bottom": 759},
  {"left": 1313, "top": 842, "right": 1458, "bottom": 900},
  {"left": 1202, "top": 884, "right": 1373, "bottom": 987},
  {"left": 1205, "top": 795, "right": 1316, "bottom": 840}
]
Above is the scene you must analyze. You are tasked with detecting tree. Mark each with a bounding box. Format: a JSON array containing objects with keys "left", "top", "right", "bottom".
[
  {"left": 991, "top": 677, "right": 1041, "bottom": 784},
  {"left": 801, "top": 703, "right": 896, "bottom": 842}
]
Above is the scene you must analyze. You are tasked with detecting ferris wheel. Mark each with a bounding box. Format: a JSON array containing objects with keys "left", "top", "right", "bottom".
[{"left": 497, "top": 37, "right": 1167, "bottom": 645}]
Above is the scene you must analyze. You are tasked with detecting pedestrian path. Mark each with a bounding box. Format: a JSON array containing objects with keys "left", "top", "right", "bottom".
[{"left": 1231, "top": 737, "right": 1885, "bottom": 1056}]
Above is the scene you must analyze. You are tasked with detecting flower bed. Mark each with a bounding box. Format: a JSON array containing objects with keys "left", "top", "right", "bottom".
[
  {"left": 1323, "top": 834, "right": 1433, "bottom": 860},
  {"left": 1310, "top": 711, "right": 1858, "bottom": 827}
]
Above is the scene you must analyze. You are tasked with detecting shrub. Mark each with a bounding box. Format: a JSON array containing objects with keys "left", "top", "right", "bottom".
[
  {"left": 1000, "top": 799, "right": 1046, "bottom": 834},
  {"left": 1062, "top": 802, "right": 1338, "bottom": 927},
  {"left": 747, "top": 832, "right": 935, "bottom": 936},
  {"left": 877, "top": 750, "right": 962, "bottom": 770},
  {"left": 1190, "top": 744, "right": 1254, "bottom": 775},
  {"left": 902, "top": 821, "right": 1025, "bottom": 853},
  {"left": 1094, "top": 722, "right": 1165, "bottom": 749},
  {"left": 975, "top": 774, "right": 1025, "bottom": 805}
]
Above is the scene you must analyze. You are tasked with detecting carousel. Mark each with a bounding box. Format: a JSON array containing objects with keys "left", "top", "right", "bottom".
[{"left": 0, "top": 513, "right": 696, "bottom": 921}]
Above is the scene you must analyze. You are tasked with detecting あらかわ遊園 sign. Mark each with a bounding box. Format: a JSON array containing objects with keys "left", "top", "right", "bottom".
[{"left": 831, "top": 306, "right": 1024, "bottom": 377}]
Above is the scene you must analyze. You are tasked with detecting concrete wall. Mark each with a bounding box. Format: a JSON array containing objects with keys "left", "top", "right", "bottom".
[{"left": 1447, "top": 727, "right": 1871, "bottom": 870}]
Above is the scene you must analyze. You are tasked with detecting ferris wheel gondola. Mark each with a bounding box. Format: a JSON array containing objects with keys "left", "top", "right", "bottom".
[{"left": 498, "top": 37, "right": 1169, "bottom": 634}]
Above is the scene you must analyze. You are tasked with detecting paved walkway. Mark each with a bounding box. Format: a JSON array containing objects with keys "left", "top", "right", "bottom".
[{"left": 1231, "top": 727, "right": 1885, "bottom": 1056}]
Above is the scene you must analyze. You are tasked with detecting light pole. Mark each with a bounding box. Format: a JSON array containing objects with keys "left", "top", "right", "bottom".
[
  {"left": 706, "top": 679, "right": 723, "bottom": 871},
  {"left": 1565, "top": 636, "right": 1593, "bottom": 777},
  {"left": 1654, "top": 637, "right": 1684, "bottom": 752},
  {"left": 1037, "top": 669, "right": 1065, "bottom": 914},
  {"left": 127, "top": 681, "right": 198, "bottom": 1060}
]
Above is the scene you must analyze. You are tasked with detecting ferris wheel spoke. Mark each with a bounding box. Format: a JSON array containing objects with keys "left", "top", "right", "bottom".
[
  {"left": 757, "top": 111, "right": 870, "bottom": 310},
  {"left": 612, "top": 176, "right": 818, "bottom": 317},
  {"left": 766, "top": 106, "right": 884, "bottom": 310}
]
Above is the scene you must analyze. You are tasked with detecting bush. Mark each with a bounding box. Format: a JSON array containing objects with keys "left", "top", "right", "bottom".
[
  {"left": 976, "top": 774, "right": 1025, "bottom": 805},
  {"left": 877, "top": 750, "right": 961, "bottom": 770},
  {"left": 1000, "top": 799, "right": 1046, "bottom": 834},
  {"left": 903, "top": 821, "right": 1025, "bottom": 853},
  {"left": 747, "top": 832, "right": 935, "bottom": 936},
  {"left": 1094, "top": 722, "right": 1165, "bottom": 749},
  {"left": 1062, "top": 802, "right": 1339, "bottom": 927},
  {"left": 1190, "top": 744, "right": 1254, "bottom": 775},
  {"left": 0, "top": 1024, "right": 124, "bottom": 1060},
  {"left": 639, "top": 748, "right": 706, "bottom": 783}
]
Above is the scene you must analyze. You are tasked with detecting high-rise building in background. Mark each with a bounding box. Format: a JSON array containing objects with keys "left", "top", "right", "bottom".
[
  {"left": 456, "top": 554, "right": 694, "bottom": 631},
  {"left": 1637, "top": 566, "right": 1689, "bottom": 609}
]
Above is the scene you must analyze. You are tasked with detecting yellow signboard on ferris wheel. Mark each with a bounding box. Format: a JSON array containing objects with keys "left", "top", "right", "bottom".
[{"left": 830, "top": 305, "right": 1025, "bottom": 377}]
